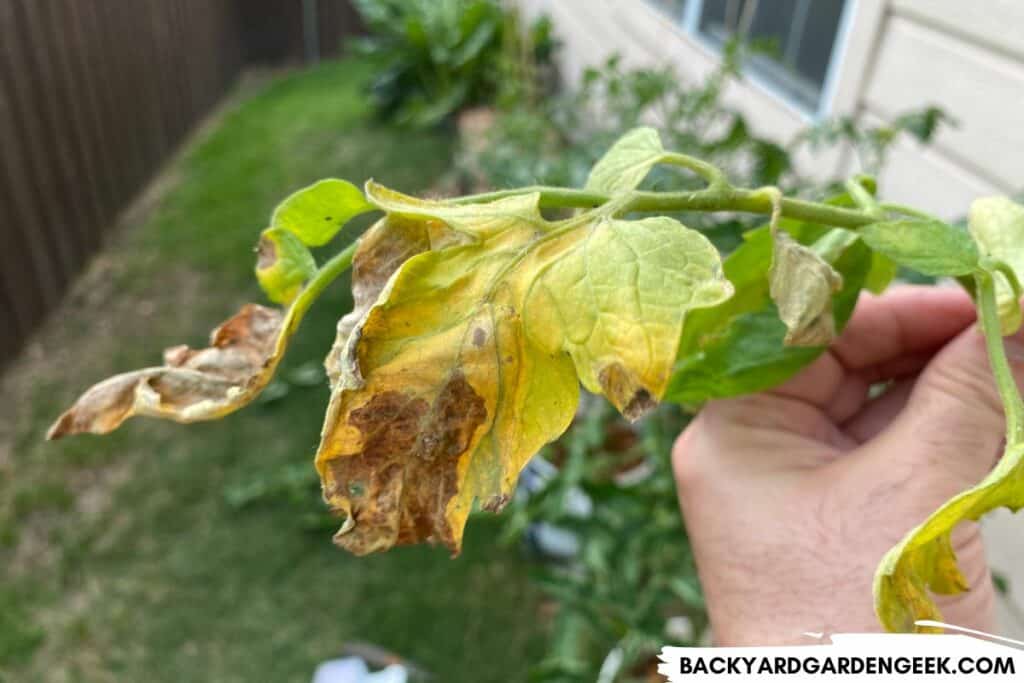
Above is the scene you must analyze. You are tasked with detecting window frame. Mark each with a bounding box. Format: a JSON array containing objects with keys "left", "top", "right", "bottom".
[{"left": 649, "top": 0, "right": 858, "bottom": 120}]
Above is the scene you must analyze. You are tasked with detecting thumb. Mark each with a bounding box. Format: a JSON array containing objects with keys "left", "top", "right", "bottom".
[{"left": 870, "top": 324, "right": 1024, "bottom": 490}]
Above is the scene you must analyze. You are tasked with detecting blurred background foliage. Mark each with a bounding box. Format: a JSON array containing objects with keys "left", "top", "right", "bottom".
[{"left": 350, "top": 0, "right": 557, "bottom": 127}]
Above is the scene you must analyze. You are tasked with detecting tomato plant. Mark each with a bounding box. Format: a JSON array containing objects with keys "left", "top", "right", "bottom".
[{"left": 48, "top": 127, "right": 1024, "bottom": 634}]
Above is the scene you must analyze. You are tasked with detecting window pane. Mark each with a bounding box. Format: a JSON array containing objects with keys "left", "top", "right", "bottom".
[
  {"left": 698, "top": 0, "right": 742, "bottom": 39},
  {"left": 747, "top": 0, "right": 798, "bottom": 53},
  {"left": 794, "top": 1, "right": 846, "bottom": 87},
  {"left": 698, "top": 0, "right": 848, "bottom": 112},
  {"left": 647, "top": 0, "right": 689, "bottom": 20}
]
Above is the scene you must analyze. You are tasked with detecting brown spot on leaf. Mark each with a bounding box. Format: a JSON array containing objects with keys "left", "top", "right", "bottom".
[
  {"left": 256, "top": 234, "right": 276, "bottom": 269},
  {"left": 472, "top": 327, "right": 486, "bottom": 348},
  {"left": 349, "top": 391, "right": 430, "bottom": 463},
  {"left": 481, "top": 493, "right": 510, "bottom": 512},
  {"left": 622, "top": 388, "right": 656, "bottom": 422},
  {"left": 328, "top": 371, "right": 488, "bottom": 555},
  {"left": 599, "top": 362, "right": 657, "bottom": 422},
  {"left": 416, "top": 371, "right": 487, "bottom": 462}
]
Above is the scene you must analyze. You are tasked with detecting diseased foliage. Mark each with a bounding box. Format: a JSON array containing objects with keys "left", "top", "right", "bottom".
[
  {"left": 48, "top": 125, "right": 1024, "bottom": 639},
  {"left": 317, "top": 177, "right": 731, "bottom": 554},
  {"left": 49, "top": 304, "right": 290, "bottom": 438}
]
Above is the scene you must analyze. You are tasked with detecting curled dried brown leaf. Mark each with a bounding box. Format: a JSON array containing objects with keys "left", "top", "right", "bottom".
[{"left": 48, "top": 304, "right": 288, "bottom": 439}]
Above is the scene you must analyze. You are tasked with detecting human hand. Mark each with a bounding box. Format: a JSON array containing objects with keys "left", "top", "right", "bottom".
[{"left": 672, "top": 286, "right": 1024, "bottom": 645}]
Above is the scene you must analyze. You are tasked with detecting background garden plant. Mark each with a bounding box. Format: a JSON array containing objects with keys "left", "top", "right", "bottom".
[{"left": 351, "top": 0, "right": 556, "bottom": 127}]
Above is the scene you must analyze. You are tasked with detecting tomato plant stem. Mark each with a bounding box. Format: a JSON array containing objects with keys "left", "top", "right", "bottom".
[
  {"left": 282, "top": 240, "right": 358, "bottom": 334},
  {"left": 455, "top": 185, "right": 877, "bottom": 230}
]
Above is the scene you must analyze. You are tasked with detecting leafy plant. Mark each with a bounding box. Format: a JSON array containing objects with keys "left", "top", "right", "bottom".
[
  {"left": 459, "top": 51, "right": 940, "bottom": 199},
  {"left": 48, "top": 124, "right": 1024, "bottom": 647},
  {"left": 503, "top": 399, "right": 706, "bottom": 681},
  {"left": 352, "top": 0, "right": 556, "bottom": 127}
]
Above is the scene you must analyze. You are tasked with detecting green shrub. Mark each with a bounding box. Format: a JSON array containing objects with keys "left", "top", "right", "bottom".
[{"left": 352, "top": 0, "right": 556, "bottom": 127}]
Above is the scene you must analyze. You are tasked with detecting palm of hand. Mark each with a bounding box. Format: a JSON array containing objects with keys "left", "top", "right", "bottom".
[{"left": 674, "top": 287, "right": 1004, "bottom": 644}]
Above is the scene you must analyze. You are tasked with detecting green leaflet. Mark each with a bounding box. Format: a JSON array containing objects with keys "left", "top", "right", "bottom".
[
  {"left": 666, "top": 204, "right": 874, "bottom": 405},
  {"left": 255, "top": 228, "right": 318, "bottom": 304},
  {"left": 864, "top": 251, "right": 900, "bottom": 294},
  {"left": 860, "top": 220, "right": 980, "bottom": 277},
  {"left": 365, "top": 180, "right": 544, "bottom": 237},
  {"left": 584, "top": 126, "right": 665, "bottom": 194},
  {"left": 272, "top": 179, "right": 374, "bottom": 246},
  {"left": 968, "top": 197, "right": 1024, "bottom": 334}
]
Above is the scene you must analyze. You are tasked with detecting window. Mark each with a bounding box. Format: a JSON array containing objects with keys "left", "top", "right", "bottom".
[
  {"left": 647, "top": 0, "right": 851, "bottom": 115},
  {"left": 647, "top": 0, "right": 689, "bottom": 20}
]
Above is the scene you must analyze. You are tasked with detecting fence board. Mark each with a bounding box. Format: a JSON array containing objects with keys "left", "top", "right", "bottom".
[
  {"left": 0, "top": 3, "right": 71, "bottom": 304},
  {"left": 0, "top": 0, "right": 362, "bottom": 366}
]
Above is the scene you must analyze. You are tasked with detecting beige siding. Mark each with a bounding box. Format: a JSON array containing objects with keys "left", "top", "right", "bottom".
[
  {"left": 850, "top": 114, "right": 999, "bottom": 219},
  {"left": 523, "top": 0, "right": 1024, "bottom": 219},
  {"left": 891, "top": 0, "right": 1024, "bottom": 62},
  {"left": 864, "top": 15, "right": 1024, "bottom": 191}
]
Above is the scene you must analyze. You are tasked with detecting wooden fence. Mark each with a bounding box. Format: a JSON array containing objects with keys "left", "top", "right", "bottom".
[{"left": 0, "top": 0, "right": 362, "bottom": 364}]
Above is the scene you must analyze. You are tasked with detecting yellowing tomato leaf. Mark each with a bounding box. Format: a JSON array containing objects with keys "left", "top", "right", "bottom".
[
  {"left": 48, "top": 304, "right": 293, "bottom": 439},
  {"left": 875, "top": 443, "right": 1024, "bottom": 632},
  {"left": 365, "top": 180, "right": 544, "bottom": 237},
  {"left": 255, "top": 227, "right": 318, "bottom": 304},
  {"left": 860, "top": 220, "right": 980, "bottom": 277},
  {"left": 273, "top": 179, "right": 373, "bottom": 246},
  {"left": 969, "top": 197, "right": 1024, "bottom": 334},
  {"left": 525, "top": 216, "right": 734, "bottom": 419},
  {"left": 316, "top": 193, "right": 731, "bottom": 555},
  {"left": 770, "top": 230, "right": 843, "bottom": 347},
  {"left": 584, "top": 127, "right": 665, "bottom": 194},
  {"left": 323, "top": 214, "right": 453, "bottom": 387}
]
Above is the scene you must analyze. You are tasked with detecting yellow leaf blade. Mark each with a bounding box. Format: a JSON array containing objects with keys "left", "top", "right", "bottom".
[
  {"left": 316, "top": 231, "right": 578, "bottom": 554},
  {"left": 875, "top": 443, "right": 1024, "bottom": 632}
]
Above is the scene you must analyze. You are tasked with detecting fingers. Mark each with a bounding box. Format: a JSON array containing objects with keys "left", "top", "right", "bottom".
[
  {"left": 770, "top": 286, "right": 976, "bottom": 414},
  {"left": 831, "top": 285, "right": 976, "bottom": 372},
  {"left": 859, "top": 324, "right": 1024, "bottom": 489},
  {"left": 841, "top": 378, "right": 916, "bottom": 443}
]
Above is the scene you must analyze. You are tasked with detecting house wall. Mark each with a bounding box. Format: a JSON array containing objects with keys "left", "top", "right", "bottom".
[{"left": 516, "top": 0, "right": 1024, "bottom": 219}]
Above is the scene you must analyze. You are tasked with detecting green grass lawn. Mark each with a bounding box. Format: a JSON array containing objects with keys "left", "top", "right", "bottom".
[{"left": 0, "top": 60, "right": 546, "bottom": 682}]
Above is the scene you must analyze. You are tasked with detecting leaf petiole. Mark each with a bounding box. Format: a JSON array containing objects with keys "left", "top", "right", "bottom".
[
  {"left": 282, "top": 241, "right": 359, "bottom": 336},
  {"left": 976, "top": 268, "right": 1024, "bottom": 443},
  {"left": 660, "top": 152, "right": 730, "bottom": 190},
  {"left": 844, "top": 178, "right": 885, "bottom": 220}
]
